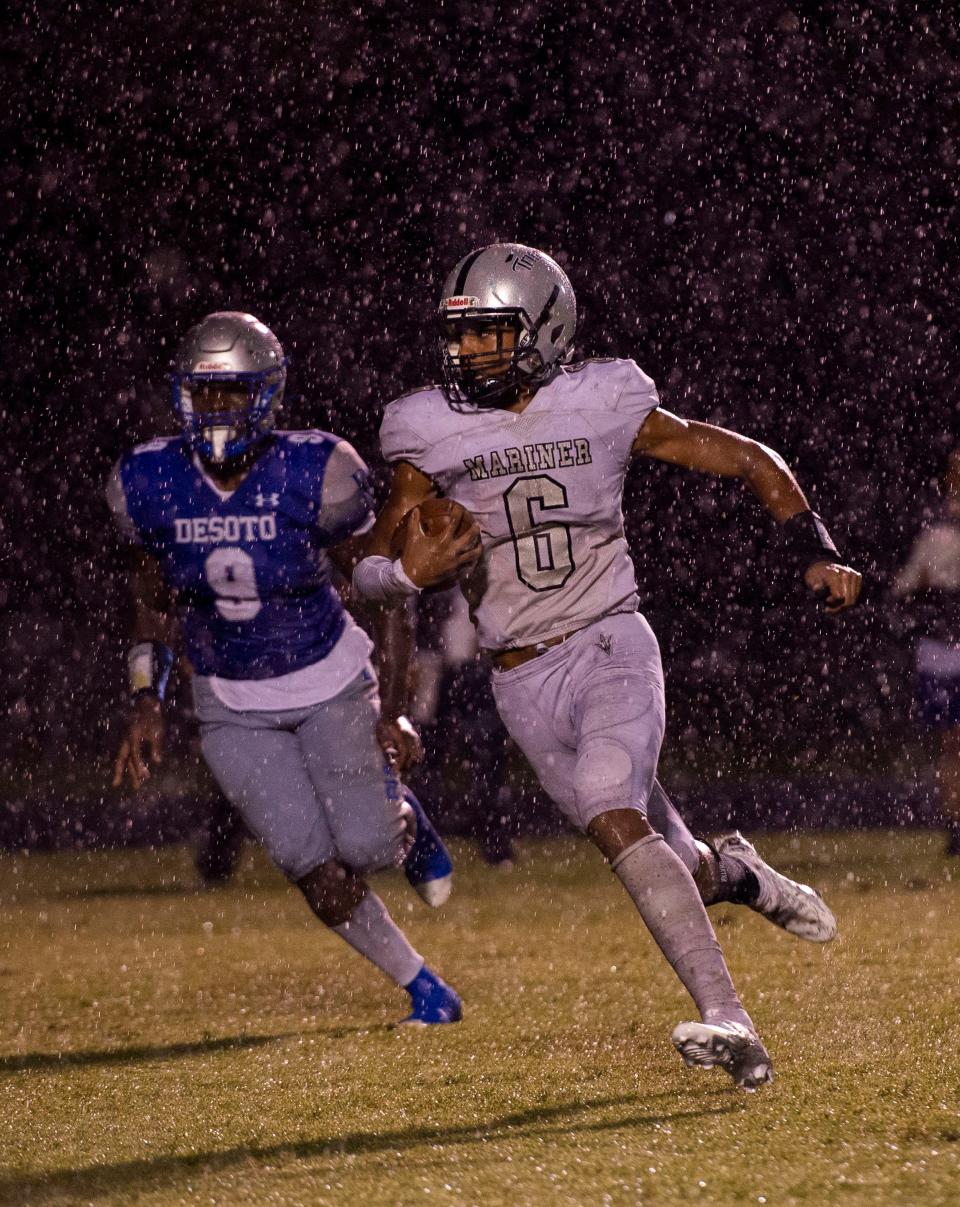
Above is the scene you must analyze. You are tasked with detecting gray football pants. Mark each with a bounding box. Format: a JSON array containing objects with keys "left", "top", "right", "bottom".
[
  {"left": 491, "top": 611, "right": 700, "bottom": 872},
  {"left": 192, "top": 668, "right": 407, "bottom": 882}
]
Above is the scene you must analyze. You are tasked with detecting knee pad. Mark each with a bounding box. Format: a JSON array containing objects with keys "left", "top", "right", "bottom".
[
  {"left": 295, "top": 859, "right": 365, "bottom": 927},
  {"left": 574, "top": 740, "right": 638, "bottom": 817}
]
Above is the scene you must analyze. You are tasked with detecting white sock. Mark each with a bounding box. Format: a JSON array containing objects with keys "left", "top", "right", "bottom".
[
  {"left": 332, "top": 892, "right": 424, "bottom": 987},
  {"left": 611, "top": 833, "right": 753, "bottom": 1030}
]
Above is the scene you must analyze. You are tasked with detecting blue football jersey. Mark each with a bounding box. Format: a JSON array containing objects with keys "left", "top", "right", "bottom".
[{"left": 110, "top": 432, "right": 374, "bottom": 679}]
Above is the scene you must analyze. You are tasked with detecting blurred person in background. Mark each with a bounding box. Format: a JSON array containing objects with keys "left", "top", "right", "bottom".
[
  {"left": 183, "top": 719, "right": 249, "bottom": 887},
  {"left": 893, "top": 450, "right": 960, "bottom": 855}
]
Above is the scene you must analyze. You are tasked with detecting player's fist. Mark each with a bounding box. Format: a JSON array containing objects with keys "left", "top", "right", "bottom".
[
  {"left": 377, "top": 714, "right": 424, "bottom": 774},
  {"left": 112, "top": 695, "right": 166, "bottom": 791},
  {"left": 391, "top": 497, "right": 482, "bottom": 591},
  {"left": 804, "top": 561, "right": 862, "bottom": 614}
]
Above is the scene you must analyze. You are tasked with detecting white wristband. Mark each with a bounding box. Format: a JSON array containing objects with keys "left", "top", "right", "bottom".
[{"left": 352, "top": 554, "right": 422, "bottom": 601}]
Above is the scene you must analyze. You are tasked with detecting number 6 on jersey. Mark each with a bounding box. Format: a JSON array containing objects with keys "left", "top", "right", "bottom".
[{"left": 504, "top": 475, "right": 575, "bottom": 591}]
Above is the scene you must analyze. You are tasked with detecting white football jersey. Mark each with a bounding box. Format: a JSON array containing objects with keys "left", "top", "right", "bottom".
[
  {"left": 893, "top": 520, "right": 960, "bottom": 595},
  {"left": 380, "top": 358, "right": 659, "bottom": 650}
]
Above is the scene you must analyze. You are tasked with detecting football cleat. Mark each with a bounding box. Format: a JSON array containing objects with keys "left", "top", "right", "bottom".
[
  {"left": 716, "top": 831, "right": 837, "bottom": 942},
  {"left": 671, "top": 1020, "right": 774, "bottom": 1091},
  {"left": 402, "top": 789, "right": 454, "bottom": 907},
  {"left": 399, "top": 965, "right": 462, "bottom": 1026}
]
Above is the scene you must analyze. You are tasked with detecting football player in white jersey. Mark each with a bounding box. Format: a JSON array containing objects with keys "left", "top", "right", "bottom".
[{"left": 353, "top": 244, "right": 861, "bottom": 1088}]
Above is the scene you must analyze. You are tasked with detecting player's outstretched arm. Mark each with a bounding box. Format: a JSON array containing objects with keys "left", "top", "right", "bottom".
[
  {"left": 112, "top": 548, "right": 177, "bottom": 791},
  {"left": 633, "top": 408, "right": 862, "bottom": 613}
]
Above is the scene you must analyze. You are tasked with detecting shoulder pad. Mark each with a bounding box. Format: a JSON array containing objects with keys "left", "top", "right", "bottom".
[
  {"left": 130, "top": 436, "right": 180, "bottom": 456},
  {"left": 389, "top": 383, "right": 443, "bottom": 405},
  {"left": 563, "top": 358, "right": 617, "bottom": 374},
  {"left": 276, "top": 429, "right": 338, "bottom": 446}
]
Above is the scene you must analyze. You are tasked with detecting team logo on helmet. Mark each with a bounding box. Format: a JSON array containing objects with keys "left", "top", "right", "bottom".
[{"left": 507, "top": 251, "right": 537, "bottom": 272}]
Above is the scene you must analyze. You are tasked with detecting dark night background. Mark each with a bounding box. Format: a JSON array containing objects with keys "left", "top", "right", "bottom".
[{"left": 2, "top": 1, "right": 958, "bottom": 839}]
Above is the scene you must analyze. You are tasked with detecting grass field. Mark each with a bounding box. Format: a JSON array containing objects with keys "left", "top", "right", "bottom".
[{"left": 0, "top": 831, "right": 958, "bottom": 1206}]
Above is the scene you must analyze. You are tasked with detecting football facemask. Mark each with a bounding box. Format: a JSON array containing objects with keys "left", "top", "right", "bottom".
[
  {"left": 171, "top": 368, "right": 285, "bottom": 464},
  {"left": 438, "top": 311, "right": 533, "bottom": 407},
  {"left": 169, "top": 311, "right": 288, "bottom": 464}
]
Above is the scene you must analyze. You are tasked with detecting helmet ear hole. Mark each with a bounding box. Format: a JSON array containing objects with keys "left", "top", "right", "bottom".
[{"left": 550, "top": 323, "right": 565, "bottom": 344}]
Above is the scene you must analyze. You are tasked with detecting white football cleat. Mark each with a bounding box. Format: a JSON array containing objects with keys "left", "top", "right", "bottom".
[
  {"left": 671, "top": 1020, "right": 774, "bottom": 1091},
  {"left": 716, "top": 831, "right": 837, "bottom": 942},
  {"left": 414, "top": 873, "right": 452, "bottom": 908},
  {"left": 400, "top": 795, "right": 454, "bottom": 908}
]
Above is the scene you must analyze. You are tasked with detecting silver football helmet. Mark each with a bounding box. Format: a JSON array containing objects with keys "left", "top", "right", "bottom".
[
  {"left": 438, "top": 243, "right": 576, "bottom": 406},
  {"left": 170, "top": 312, "right": 288, "bottom": 463}
]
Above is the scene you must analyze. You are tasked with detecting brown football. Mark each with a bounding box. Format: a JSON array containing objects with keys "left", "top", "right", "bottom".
[{"left": 389, "top": 496, "right": 476, "bottom": 591}]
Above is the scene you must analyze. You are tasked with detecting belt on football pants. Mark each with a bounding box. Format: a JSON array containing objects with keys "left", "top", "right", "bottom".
[{"left": 487, "top": 627, "right": 583, "bottom": 672}]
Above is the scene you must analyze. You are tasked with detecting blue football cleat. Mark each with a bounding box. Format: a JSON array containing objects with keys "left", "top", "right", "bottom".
[
  {"left": 400, "top": 965, "right": 462, "bottom": 1026},
  {"left": 402, "top": 788, "right": 454, "bottom": 907}
]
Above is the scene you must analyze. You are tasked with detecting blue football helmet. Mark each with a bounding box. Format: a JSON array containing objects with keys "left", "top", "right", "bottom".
[{"left": 170, "top": 312, "right": 288, "bottom": 463}]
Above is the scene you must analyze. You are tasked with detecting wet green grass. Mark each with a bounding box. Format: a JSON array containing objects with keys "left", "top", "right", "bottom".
[{"left": 0, "top": 831, "right": 958, "bottom": 1205}]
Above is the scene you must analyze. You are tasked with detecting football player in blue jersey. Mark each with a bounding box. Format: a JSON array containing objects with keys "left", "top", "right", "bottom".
[{"left": 107, "top": 311, "right": 478, "bottom": 1025}]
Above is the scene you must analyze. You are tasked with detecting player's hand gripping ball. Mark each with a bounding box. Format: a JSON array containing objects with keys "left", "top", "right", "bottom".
[{"left": 390, "top": 496, "right": 482, "bottom": 592}]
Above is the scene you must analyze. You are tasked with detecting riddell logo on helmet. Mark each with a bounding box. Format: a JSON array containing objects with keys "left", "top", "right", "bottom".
[
  {"left": 443, "top": 296, "right": 479, "bottom": 309},
  {"left": 195, "top": 361, "right": 230, "bottom": 371}
]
